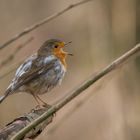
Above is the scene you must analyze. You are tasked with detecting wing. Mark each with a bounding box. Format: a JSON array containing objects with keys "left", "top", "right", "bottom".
[
  {"left": 7, "top": 54, "right": 57, "bottom": 94},
  {"left": 9, "top": 54, "right": 37, "bottom": 89}
]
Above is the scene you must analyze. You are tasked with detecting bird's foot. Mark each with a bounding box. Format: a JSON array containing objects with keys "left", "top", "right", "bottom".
[
  {"left": 35, "top": 104, "right": 45, "bottom": 109},
  {"left": 35, "top": 103, "right": 51, "bottom": 110}
]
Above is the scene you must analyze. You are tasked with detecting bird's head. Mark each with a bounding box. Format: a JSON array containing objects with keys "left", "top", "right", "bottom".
[{"left": 38, "top": 39, "right": 72, "bottom": 67}]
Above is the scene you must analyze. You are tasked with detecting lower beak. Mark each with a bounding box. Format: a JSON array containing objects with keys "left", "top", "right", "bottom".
[{"left": 68, "top": 53, "right": 73, "bottom": 56}]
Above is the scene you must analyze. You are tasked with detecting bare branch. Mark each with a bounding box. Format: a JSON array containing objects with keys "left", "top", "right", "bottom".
[
  {"left": 0, "top": 105, "right": 53, "bottom": 139},
  {"left": 0, "top": 0, "right": 92, "bottom": 50},
  {"left": 0, "top": 37, "right": 34, "bottom": 68},
  {"left": 11, "top": 43, "right": 140, "bottom": 140}
]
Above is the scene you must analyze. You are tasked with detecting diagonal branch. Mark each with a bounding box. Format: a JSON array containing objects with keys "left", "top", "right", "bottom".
[
  {"left": 11, "top": 43, "right": 140, "bottom": 140},
  {"left": 0, "top": 0, "right": 92, "bottom": 50},
  {"left": 0, "top": 105, "right": 53, "bottom": 139}
]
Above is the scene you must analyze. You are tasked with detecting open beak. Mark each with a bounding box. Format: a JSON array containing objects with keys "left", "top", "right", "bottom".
[{"left": 64, "top": 41, "right": 73, "bottom": 56}]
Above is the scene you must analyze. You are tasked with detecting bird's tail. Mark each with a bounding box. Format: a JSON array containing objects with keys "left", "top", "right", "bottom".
[
  {"left": 0, "top": 87, "right": 12, "bottom": 104},
  {"left": 0, "top": 95, "right": 7, "bottom": 103}
]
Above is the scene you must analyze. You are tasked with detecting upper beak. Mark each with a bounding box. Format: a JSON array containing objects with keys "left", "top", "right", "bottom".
[{"left": 64, "top": 41, "right": 72, "bottom": 47}]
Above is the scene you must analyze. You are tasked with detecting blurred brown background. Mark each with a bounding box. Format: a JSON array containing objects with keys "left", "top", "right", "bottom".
[{"left": 0, "top": 0, "right": 140, "bottom": 140}]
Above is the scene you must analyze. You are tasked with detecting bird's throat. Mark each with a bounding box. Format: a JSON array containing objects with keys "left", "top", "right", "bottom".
[{"left": 53, "top": 49, "right": 67, "bottom": 68}]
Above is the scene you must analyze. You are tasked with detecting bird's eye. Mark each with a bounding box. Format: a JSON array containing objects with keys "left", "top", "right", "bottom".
[{"left": 54, "top": 45, "right": 58, "bottom": 48}]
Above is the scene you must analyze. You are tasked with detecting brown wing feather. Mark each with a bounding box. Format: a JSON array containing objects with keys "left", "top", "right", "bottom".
[{"left": 0, "top": 55, "right": 57, "bottom": 104}]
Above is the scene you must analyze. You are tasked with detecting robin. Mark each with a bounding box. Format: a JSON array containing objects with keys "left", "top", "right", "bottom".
[{"left": 0, "top": 39, "right": 72, "bottom": 106}]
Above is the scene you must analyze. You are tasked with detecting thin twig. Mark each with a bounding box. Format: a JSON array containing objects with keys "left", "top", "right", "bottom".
[
  {"left": 11, "top": 44, "right": 140, "bottom": 140},
  {"left": 0, "top": 0, "right": 92, "bottom": 50},
  {"left": 0, "top": 37, "right": 34, "bottom": 68},
  {"left": 0, "top": 56, "right": 31, "bottom": 80},
  {"left": 0, "top": 63, "right": 20, "bottom": 80}
]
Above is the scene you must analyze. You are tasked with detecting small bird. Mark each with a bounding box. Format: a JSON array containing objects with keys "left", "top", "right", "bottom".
[{"left": 0, "top": 39, "right": 72, "bottom": 106}]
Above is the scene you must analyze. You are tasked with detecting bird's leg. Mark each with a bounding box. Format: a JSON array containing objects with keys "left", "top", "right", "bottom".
[
  {"left": 36, "top": 95, "right": 49, "bottom": 107},
  {"left": 32, "top": 93, "right": 43, "bottom": 108},
  {"left": 36, "top": 95, "right": 56, "bottom": 116}
]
